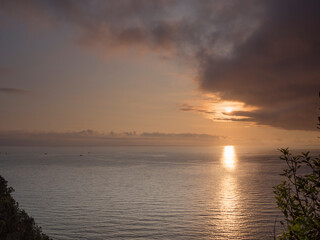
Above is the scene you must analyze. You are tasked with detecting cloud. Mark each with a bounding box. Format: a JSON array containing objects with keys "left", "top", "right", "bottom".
[
  {"left": 180, "top": 103, "right": 215, "bottom": 115},
  {"left": 0, "top": 0, "right": 262, "bottom": 56},
  {"left": 0, "top": 0, "right": 319, "bottom": 130},
  {"left": 0, "top": 130, "right": 224, "bottom": 146},
  {"left": 0, "top": 87, "right": 28, "bottom": 94},
  {"left": 197, "top": 0, "right": 320, "bottom": 130},
  {"left": 141, "top": 132, "right": 222, "bottom": 140},
  {"left": 179, "top": 95, "right": 256, "bottom": 122}
]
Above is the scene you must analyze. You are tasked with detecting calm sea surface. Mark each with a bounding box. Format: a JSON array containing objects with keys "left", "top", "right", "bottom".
[{"left": 0, "top": 146, "right": 301, "bottom": 239}]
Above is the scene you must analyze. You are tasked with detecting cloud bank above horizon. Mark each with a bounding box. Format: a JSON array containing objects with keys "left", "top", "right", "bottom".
[
  {"left": 1, "top": 0, "right": 319, "bottom": 131},
  {"left": 0, "top": 130, "right": 224, "bottom": 146}
]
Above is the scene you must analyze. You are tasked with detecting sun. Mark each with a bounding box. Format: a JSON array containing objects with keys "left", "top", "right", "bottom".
[{"left": 225, "top": 107, "right": 232, "bottom": 113}]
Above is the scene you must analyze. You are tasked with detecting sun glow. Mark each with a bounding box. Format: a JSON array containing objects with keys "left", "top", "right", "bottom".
[
  {"left": 225, "top": 107, "right": 232, "bottom": 113},
  {"left": 222, "top": 146, "right": 237, "bottom": 170},
  {"left": 181, "top": 94, "right": 259, "bottom": 123}
]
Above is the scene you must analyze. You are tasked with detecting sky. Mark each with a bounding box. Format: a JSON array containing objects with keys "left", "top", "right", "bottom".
[{"left": 0, "top": 0, "right": 319, "bottom": 147}]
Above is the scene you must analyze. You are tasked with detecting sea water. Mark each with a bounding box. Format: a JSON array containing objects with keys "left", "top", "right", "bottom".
[{"left": 0, "top": 146, "right": 295, "bottom": 239}]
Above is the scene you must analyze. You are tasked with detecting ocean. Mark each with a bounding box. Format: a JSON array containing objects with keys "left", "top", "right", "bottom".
[{"left": 0, "top": 146, "right": 296, "bottom": 239}]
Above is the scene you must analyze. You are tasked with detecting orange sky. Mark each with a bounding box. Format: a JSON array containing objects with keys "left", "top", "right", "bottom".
[{"left": 0, "top": 0, "right": 319, "bottom": 147}]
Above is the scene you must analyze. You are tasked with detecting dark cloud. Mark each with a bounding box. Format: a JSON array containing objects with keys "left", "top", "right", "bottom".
[
  {"left": 0, "top": 130, "right": 224, "bottom": 146},
  {"left": 0, "top": 0, "right": 319, "bottom": 130},
  {"left": 0, "top": 87, "right": 28, "bottom": 94},
  {"left": 180, "top": 103, "right": 215, "bottom": 115},
  {"left": 0, "top": 0, "right": 261, "bottom": 54},
  {"left": 198, "top": 0, "right": 320, "bottom": 130}
]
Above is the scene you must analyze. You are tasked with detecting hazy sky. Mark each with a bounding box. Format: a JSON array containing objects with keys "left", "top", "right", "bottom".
[{"left": 0, "top": 0, "right": 319, "bottom": 146}]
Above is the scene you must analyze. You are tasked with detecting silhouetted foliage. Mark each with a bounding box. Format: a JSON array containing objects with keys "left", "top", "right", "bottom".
[
  {"left": 318, "top": 91, "right": 320, "bottom": 130},
  {"left": 0, "top": 175, "right": 52, "bottom": 240},
  {"left": 274, "top": 149, "right": 320, "bottom": 239}
]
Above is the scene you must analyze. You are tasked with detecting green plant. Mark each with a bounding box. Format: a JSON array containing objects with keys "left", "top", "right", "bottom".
[
  {"left": 274, "top": 148, "right": 320, "bottom": 239},
  {"left": 0, "top": 175, "right": 52, "bottom": 240}
]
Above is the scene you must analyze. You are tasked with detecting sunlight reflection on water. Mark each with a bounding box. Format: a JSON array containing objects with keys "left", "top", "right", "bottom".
[
  {"left": 222, "top": 146, "right": 237, "bottom": 170},
  {"left": 217, "top": 146, "right": 240, "bottom": 238}
]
